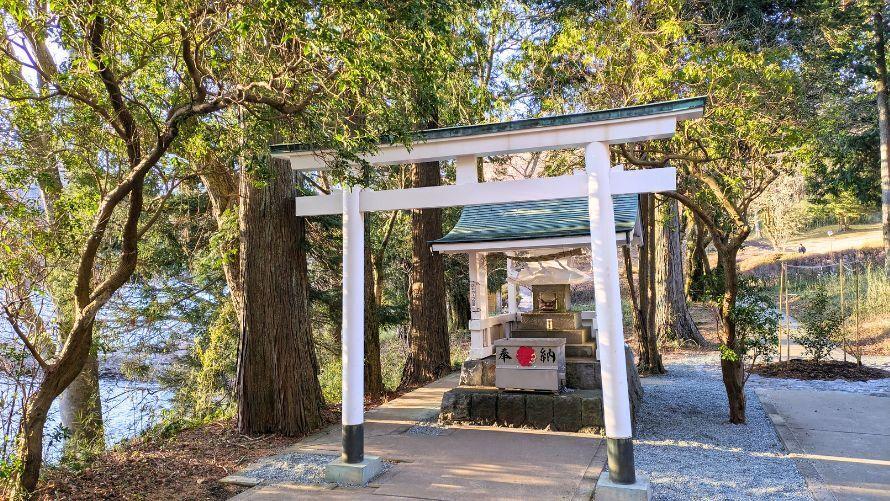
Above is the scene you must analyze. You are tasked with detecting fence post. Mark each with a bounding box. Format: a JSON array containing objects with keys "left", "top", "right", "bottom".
[
  {"left": 784, "top": 263, "right": 791, "bottom": 360},
  {"left": 778, "top": 263, "right": 784, "bottom": 362},
  {"left": 840, "top": 256, "right": 846, "bottom": 362},
  {"left": 855, "top": 265, "right": 861, "bottom": 367}
]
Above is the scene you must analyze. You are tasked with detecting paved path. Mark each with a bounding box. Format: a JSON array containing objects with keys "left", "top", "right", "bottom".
[
  {"left": 757, "top": 389, "right": 890, "bottom": 501},
  {"left": 230, "top": 374, "right": 605, "bottom": 500}
]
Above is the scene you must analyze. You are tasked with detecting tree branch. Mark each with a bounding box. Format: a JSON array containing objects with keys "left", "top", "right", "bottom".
[{"left": 2, "top": 305, "right": 49, "bottom": 371}]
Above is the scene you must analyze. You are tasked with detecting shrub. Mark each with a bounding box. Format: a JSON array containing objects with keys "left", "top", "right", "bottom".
[
  {"left": 729, "top": 279, "right": 780, "bottom": 372},
  {"left": 795, "top": 285, "right": 848, "bottom": 361}
]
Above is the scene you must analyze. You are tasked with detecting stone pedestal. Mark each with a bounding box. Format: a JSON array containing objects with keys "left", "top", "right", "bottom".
[
  {"left": 595, "top": 472, "right": 652, "bottom": 501},
  {"left": 325, "top": 456, "right": 385, "bottom": 485}
]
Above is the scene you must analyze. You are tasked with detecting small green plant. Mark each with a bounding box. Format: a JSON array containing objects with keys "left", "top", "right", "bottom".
[
  {"left": 729, "top": 280, "right": 780, "bottom": 376},
  {"left": 795, "top": 285, "right": 848, "bottom": 361}
]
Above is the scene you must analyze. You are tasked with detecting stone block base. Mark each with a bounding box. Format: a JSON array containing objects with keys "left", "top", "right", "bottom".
[
  {"left": 325, "top": 456, "right": 385, "bottom": 485},
  {"left": 441, "top": 387, "right": 620, "bottom": 433},
  {"left": 459, "top": 356, "right": 496, "bottom": 386},
  {"left": 595, "top": 472, "right": 652, "bottom": 501}
]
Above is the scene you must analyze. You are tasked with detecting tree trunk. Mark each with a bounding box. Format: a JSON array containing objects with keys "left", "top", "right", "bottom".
[
  {"left": 236, "top": 156, "right": 324, "bottom": 436},
  {"left": 199, "top": 156, "right": 243, "bottom": 322},
  {"left": 60, "top": 344, "right": 105, "bottom": 457},
  {"left": 446, "top": 253, "right": 471, "bottom": 332},
  {"left": 14, "top": 317, "right": 98, "bottom": 495},
  {"left": 686, "top": 215, "right": 710, "bottom": 300},
  {"left": 645, "top": 195, "right": 663, "bottom": 373},
  {"left": 636, "top": 194, "right": 664, "bottom": 374},
  {"left": 655, "top": 198, "right": 707, "bottom": 346},
  {"left": 364, "top": 213, "right": 385, "bottom": 397},
  {"left": 718, "top": 246, "right": 746, "bottom": 424},
  {"left": 875, "top": 11, "right": 890, "bottom": 275},
  {"left": 623, "top": 245, "right": 649, "bottom": 360},
  {"left": 400, "top": 161, "right": 450, "bottom": 388},
  {"left": 14, "top": 172, "right": 147, "bottom": 496},
  {"left": 37, "top": 143, "right": 106, "bottom": 459}
]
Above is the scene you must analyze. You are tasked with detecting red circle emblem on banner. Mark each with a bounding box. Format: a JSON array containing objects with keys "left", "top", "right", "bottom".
[{"left": 516, "top": 346, "right": 536, "bottom": 366}]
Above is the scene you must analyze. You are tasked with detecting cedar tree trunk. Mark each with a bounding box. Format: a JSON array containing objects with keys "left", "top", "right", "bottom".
[
  {"left": 400, "top": 161, "right": 450, "bottom": 388},
  {"left": 364, "top": 213, "right": 385, "bottom": 397},
  {"left": 655, "top": 198, "right": 706, "bottom": 346},
  {"left": 236, "top": 156, "right": 324, "bottom": 435},
  {"left": 636, "top": 194, "right": 664, "bottom": 374}
]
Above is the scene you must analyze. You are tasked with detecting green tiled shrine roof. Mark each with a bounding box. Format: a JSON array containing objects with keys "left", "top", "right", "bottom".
[
  {"left": 433, "top": 195, "right": 638, "bottom": 245},
  {"left": 270, "top": 97, "right": 705, "bottom": 153}
]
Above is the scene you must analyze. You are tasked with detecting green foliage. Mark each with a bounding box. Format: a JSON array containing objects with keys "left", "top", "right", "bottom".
[
  {"left": 0, "top": 454, "right": 21, "bottom": 484},
  {"left": 688, "top": 264, "right": 726, "bottom": 304},
  {"left": 796, "top": 285, "right": 849, "bottom": 362},
  {"left": 729, "top": 281, "right": 780, "bottom": 366},
  {"left": 811, "top": 189, "right": 870, "bottom": 230},
  {"left": 168, "top": 302, "right": 239, "bottom": 420}
]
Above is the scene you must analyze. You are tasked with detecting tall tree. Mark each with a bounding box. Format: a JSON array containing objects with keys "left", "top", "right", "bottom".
[
  {"left": 635, "top": 194, "right": 664, "bottom": 374},
  {"left": 0, "top": 38, "right": 106, "bottom": 458},
  {"left": 364, "top": 213, "right": 385, "bottom": 397},
  {"left": 517, "top": 0, "right": 806, "bottom": 422},
  {"left": 624, "top": 195, "right": 663, "bottom": 374},
  {"left": 400, "top": 159, "right": 451, "bottom": 387},
  {"left": 655, "top": 197, "right": 706, "bottom": 346},
  {"left": 236, "top": 156, "right": 324, "bottom": 435}
]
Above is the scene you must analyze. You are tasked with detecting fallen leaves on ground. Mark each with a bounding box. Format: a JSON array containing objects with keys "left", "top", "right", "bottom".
[{"left": 33, "top": 418, "right": 306, "bottom": 501}]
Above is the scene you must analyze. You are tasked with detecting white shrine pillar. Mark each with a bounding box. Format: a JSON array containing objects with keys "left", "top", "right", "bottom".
[
  {"left": 340, "top": 185, "right": 365, "bottom": 463},
  {"left": 326, "top": 185, "right": 383, "bottom": 484},
  {"left": 585, "top": 142, "right": 638, "bottom": 486},
  {"left": 468, "top": 251, "right": 490, "bottom": 359},
  {"left": 506, "top": 258, "right": 518, "bottom": 315}
]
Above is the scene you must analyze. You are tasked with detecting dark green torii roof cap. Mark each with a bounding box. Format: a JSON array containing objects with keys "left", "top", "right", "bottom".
[
  {"left": 270, "top": 96, "right": 706, "bottom": 153},
  {"left": 433, "top": 195, "right": 638, "bottom": 245}
]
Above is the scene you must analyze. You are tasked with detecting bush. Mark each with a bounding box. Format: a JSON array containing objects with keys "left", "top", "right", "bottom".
[
  {"left": 795, "top": 285, "right": 848, "bottom": 361},
  {"left": 729, "top": 279, "right": 780, "bottom": 369}
]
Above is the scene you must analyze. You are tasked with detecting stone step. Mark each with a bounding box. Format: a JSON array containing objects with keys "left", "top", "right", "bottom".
[
  {"left": 511, "top": 328, "right": 591, "bottom": 344},
  {"left": 566, "top": 358, "right": 601, "bottom": 390},
  {"left": 566, "top": 343, "right": 596, "bottom": 358},
  {"left": 518, "top": 312, "right": 581, "bottom": 330}
]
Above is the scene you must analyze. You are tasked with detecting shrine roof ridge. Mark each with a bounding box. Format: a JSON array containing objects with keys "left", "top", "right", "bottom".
[{"left": 270, "top": 96, "right": 706, "bottom": 154}]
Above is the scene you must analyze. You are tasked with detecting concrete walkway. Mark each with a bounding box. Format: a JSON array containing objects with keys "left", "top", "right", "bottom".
[
  {"left": 758, "top": 389, "right": 890, "bottom": 501},
  {"left": 230, "top": 374, "right": 605, "bottom": 500}
]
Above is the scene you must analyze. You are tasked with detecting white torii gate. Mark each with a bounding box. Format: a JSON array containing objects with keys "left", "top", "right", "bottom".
[{"left": 271, "top": 97, "right": 705, "bottom": 491}]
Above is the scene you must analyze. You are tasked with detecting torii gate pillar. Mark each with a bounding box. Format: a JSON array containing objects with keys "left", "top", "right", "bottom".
[
  {"left": 586, "top": 142, "right": 646, "bottom": 496},
  {"left": 325, "top": 185, "right": 385, "bottom": 484}
]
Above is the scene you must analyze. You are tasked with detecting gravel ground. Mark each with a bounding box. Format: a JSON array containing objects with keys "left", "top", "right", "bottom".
[
  {"left": 635, "top": 353, "right": 811, "bottom": 501},
  {"left": 239, "top": 452, "right": 391, "bottom": 486},
  {"left": 407, "top": 416, "right": 450, "bottom": 436}
]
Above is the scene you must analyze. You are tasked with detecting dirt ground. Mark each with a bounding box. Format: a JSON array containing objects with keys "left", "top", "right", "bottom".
[
  {"left": 32, "top": 419, "right": 303, "bottom": 501},
  {"left": 750, "top": 359, "right": 890, "bottom": 381}
]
